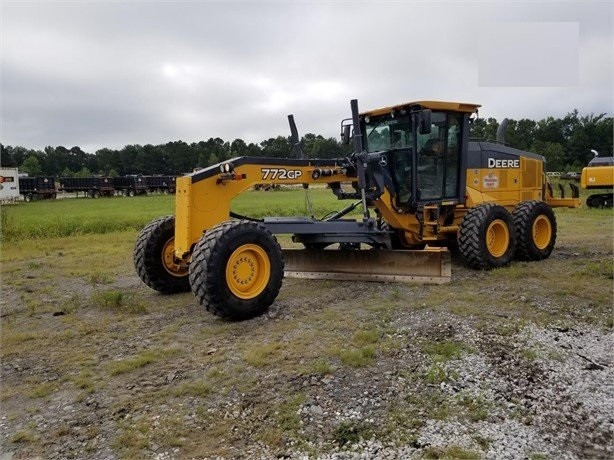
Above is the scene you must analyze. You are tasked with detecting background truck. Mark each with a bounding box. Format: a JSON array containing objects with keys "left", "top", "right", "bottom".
[
  {"left": 112, "top": 176, "right": 148, "bottom": 196},
  {"left": 18, "top": 176, "right": 57, "bottom": 201},
  {"left": 0, "top": 168, "right": 21, "bottom": 203},
  {"left": 58, "top": 177, "right": 115, "bottom": 197},
  {"left": 145, "top": 175, "right": 177, "bottom": 194},
  {"left": 134, "top": 98, "right": 580, "bottom": 320}
]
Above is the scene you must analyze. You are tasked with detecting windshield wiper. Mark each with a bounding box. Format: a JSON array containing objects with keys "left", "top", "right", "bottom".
[{"left": 366, "top": 121, "right": 384, "bottom": 140}]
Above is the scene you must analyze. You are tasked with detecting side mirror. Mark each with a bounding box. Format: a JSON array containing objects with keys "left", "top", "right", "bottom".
[
  {"left": 419, "top": 109, "right": 432, "bottom": 135},
  {"left": 341, "top": 124, "right": 352, "bottom": 145}
]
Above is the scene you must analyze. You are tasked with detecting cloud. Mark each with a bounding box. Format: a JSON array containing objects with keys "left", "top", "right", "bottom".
[{"left": 1, "top": 1, "right": 611, "bottom": 152}]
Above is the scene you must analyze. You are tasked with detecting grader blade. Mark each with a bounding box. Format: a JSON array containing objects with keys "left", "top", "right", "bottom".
[{"left": 282, "top": 248, "right": 451, "bottom": 284}]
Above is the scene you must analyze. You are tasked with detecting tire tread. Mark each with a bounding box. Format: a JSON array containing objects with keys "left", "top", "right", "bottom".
[
  {"left": 134, "top": 215, "right": 190, "bottom": 293},
  {"left": 458, "top": 203, "right": 515, "bottom": 269},
  {"left": 513, "top": 200, "right": 557, "bottom": 261},
  {"left": 189, "top": 220, "right": 284, "bottom": 320}
]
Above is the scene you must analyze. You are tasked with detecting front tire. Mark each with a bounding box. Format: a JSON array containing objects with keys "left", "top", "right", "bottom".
[
  {"left": 458, "top": 203, "right": 516, "bottom": 269},
  {"left": 189, "top": 220, "right": 284, "bottom": 320},
  {"left": 513, "top": 201, "right": 557, "bottom": 261},
  {"left": 134, "top": 216, "right": 190, "bottom": 293}
]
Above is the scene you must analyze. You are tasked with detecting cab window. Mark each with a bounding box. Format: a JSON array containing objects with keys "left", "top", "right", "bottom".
[
  {"left": 416, "top": 112, "right": 462, "bottom": 201},
  {"left": 365, "top": 116, "right": 412, "bottom": 152}
]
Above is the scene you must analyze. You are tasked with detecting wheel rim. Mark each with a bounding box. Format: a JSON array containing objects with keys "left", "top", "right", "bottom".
[
  {"left": 486, "top": 219, "right": 509, "bottom": 257},
  {"left": 161, "top": 238, "right": 188, "bottom": 277},
  {"left": 532, "top": 215, "right": 552, "bottom": 250},
  {"left": 226, "top": 244, "right": 270, "bottom": 299}
]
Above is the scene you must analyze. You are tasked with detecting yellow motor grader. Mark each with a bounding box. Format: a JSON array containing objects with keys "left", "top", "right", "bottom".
[{"left": 134, "top": 99, "right": 579, "bottom": 320}]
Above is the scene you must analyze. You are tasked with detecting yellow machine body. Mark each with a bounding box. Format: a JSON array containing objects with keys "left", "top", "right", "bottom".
[
  {"left": 174, "top": 100, "right": 579, "bottom": 259},
  {"left": 579, "top": 157, "right": 614, "bottom": 208},
  {"left": 581, "top": 164, "right": 614, "bottom": 189},
  {"left": 174, "top": 162, "right": 349, "bottom": 258}
]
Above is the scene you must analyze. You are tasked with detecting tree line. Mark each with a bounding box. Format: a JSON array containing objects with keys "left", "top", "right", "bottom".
[
  {"left": 1, "top": 110, "right": 611, "bottom": 177},
  {"left": 470, "top": 110, "right": 612, "bottom": 171},
  {"left": 1, "top": 135, "right": 350, "bottom": 178}
]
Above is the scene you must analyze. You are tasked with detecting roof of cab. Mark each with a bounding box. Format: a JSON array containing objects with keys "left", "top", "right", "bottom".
[
  {"left": 588, "top": 156, "right": 614, "bottom": 167},
  {"left": 361, "top": 101, "right": 481, "bottom": 117}
]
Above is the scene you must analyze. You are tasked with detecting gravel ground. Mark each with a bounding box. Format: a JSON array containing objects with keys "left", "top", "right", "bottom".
[
  {"left": 269, "top": 317, "right": 613, "bottom": 460},
  {"left": 1, "top": 239, "right": 613, "bottom": 459},
  {"left": 4, "top": 300, "right": 611, "bottom": 460}
]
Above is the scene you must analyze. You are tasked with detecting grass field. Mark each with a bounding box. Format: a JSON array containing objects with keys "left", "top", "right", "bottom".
[
  {"left": 0, "top": 188, "right": 348, "bottom": 242},
  {"left": 0, "top": 178, "right": 594, "bottom": 242}
]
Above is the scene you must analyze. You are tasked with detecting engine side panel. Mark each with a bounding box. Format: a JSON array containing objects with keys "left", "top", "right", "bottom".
[
  {"left": 465, "top": 142, "right": 545, "bottom": 207},
  {"left": 581, "top": 165, "right": 614, "bottom": 189}
]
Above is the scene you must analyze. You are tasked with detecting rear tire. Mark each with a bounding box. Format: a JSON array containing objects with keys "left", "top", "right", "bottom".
[
  {"left": 458, "top": 203, "right": 516, "bottom": 269},
  {"left": 189, "top": 220, "right": 284, "bottom": 320},
  {"left": 134, "top": 216, "right": 190, "bottom": 293},
  {"left": 513, "top": 201, "right": 557, "bottom": 261}
]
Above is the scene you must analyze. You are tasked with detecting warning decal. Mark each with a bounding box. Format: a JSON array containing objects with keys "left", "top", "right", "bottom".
[{"left": 483, "top": 173, "right": 499, "bottom": 189}]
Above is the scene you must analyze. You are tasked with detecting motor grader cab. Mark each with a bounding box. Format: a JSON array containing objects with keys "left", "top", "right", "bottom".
[
  {"left": 347, "top": 101, "right": 471, "bottom": 213},
  {"left": 134, "top": 98, "right": 579, "bottom": 320}
]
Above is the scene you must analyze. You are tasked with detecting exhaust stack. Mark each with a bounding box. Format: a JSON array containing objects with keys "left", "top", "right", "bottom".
[{"left": 496, "top": 118, "right": 509, "bottom": 144}]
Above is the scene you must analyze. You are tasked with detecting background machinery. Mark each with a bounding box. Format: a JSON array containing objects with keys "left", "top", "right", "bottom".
[
  {"left": 134, "top": 99, "right": 579, "bottom": 320},
  {"left": 580, "top": 155, "right": 613, "bottom": 208},
  {"left": 18, "top": 176, "right": 57, "bottom": 201}
]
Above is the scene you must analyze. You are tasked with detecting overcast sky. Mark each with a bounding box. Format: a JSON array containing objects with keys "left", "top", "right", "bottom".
[{"left": 1, "top": 1, "right": 612, "bottom": 153}]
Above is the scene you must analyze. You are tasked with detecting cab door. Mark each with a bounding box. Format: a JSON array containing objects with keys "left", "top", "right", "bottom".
[{"left": 415, "top": 112, "right": 463, "bottom": 202}]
